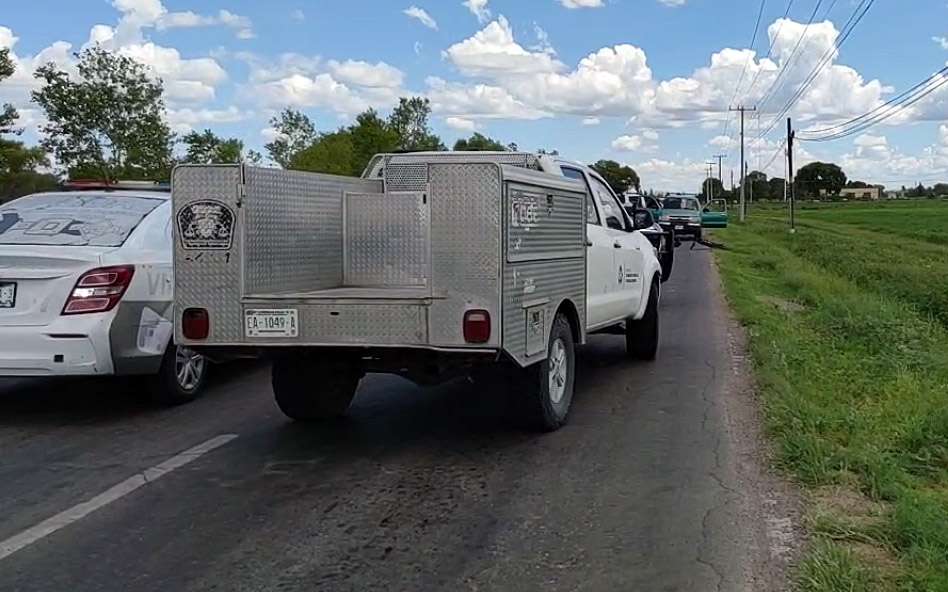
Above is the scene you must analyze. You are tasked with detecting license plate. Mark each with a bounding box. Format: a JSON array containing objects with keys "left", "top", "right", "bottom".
[
  {"left": 0, "top": 282, "right": 15, "bottom": 308},
  {"left": 245, "top": 309, "right": 299, "bottom": 338},
  {"left": 674, "top": 225, "right": 684, "bottom": 230}
]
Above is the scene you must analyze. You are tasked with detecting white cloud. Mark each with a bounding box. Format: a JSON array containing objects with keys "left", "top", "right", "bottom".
[
  {"left": 462, "top": 0, "right": 491, "bottom": 23},
  {"left": 167, "top": 105, "right": 253, "bottom": 133},
  {"left": 933, "top": 36, "right": 948, "bottom": 50},
  {"left": 658, "top": 0, "right": 686, "bottom": 6},
  {"left": 328, "top": 60, "right": 404, "bottom": 89},
  {"left": 708, "top": 135, "right": 735, "bottom": 149},
  {"left": 290, "top": 9, "right": 305, "bottom": 22},
  {"left": 404, "top": 6, "right": 438, "bottom": 30},
  {"left": 253, "top": 73, "right": 371, "bottom": 115},
  {"left": 582, "top": 117, "right": 601, "bottom": 126},
  {"left": 612, "top": 135, "right": 643, "bottom": 151},
  {"left": 559, "top": 0, "right": 604, "bottom": 8},
  {"left": 445, "top": 116, "right": 477, "bottom": 132},
  {"left": 426, "top": 76, "right": 551, "bottom": 120},
  {"left": 642, "top": 129, "right": 659, "bottom": 141},
  {"left": 414, "top": 41, "right": 423, "bottom": 55},
  {"left": 634, "top": 158, "right": 708, "bottom": 192},
  {"left": 108, "top": 0, "right": 254, "bottom": 42},
  {"left": 118, "top": 42, "right": 227, "bottom": 103},
  {"left": 444, "top": 16, "right": 564, "bottom": 77},
  {"left": 531, "top": 23, "right": 556, "bottom": 56}
]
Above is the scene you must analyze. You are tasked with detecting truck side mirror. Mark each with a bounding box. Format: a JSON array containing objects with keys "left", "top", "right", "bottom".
[
  {"left": 632, "top": 208, "right": 655, "bottom": 230},
  {"left": 606, "top": 215, "right": 625, "bottom": 231}
]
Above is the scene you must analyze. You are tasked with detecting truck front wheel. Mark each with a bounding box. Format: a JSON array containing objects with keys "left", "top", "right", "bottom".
[
  {"left": 271, "top": 356, "right": 362, "bottom": 421},
  {"left": 626, "top": 280, "right": 660, "bottom": 360},
  {"left": 522, "top": 313, "right": 576, "bottom": 432}
]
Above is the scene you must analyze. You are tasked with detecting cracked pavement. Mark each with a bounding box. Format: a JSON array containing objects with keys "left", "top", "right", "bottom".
[{"left": 0, "top": 247, "right": 793, "bottom": 591}]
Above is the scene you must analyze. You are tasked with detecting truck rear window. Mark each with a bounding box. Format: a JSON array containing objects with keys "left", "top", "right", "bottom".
[{"left": 0, "top": 192, "right": 163, "bottom": 247}]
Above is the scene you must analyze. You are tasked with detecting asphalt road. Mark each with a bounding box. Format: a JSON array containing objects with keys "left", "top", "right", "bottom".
[{"left": 0, "top": 247, "right": 796, "bottom": 592}]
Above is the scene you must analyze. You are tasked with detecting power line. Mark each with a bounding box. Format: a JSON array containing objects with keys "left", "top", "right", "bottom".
[
  {"left": 798, "top": 66, "right": 948, "bottom": 140},
  {"left": 722, "top": 0, "right": 770, "bottom": 154},
  {"left": 757, "top": 0, "right": 824, "bottom": 113},
  {"left": 757, "top": 0, "right": 877, "bottom": 140},
  {"left": 743, "top": 0, "right": 797, "bottom": 102}
]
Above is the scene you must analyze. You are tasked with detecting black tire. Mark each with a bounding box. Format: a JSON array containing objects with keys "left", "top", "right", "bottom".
[
  {"left": 152, "top": 344, "right": 209, "bottom": 406},
  {"left": 660, "top": 237, "right": 675, "bottom": 283},
  {"left": 521, "top": 313, "right": 576, "bottom": 432},
  {"left": 271, "top": 356, "right": 361, "bottom": 421},
  {"left": 626, "top": 279, "right": 660, "bottom": 361}
]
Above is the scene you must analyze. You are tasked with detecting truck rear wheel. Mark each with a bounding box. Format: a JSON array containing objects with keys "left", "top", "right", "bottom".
[
  {"left": 627, "top": 279, "right": 660, "bottom": 361},
  {"left": 271, "top": 356, "right": 361, "bottom": 421},
  {"left": 522, "top": 313, "right": 576, "bottom": 432}
]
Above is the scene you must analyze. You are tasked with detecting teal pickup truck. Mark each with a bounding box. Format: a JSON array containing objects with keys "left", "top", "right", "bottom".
[{"left": 653, "top": 195, "right": 729, "bottom": 244}]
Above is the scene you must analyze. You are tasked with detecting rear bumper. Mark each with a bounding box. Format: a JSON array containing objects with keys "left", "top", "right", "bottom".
[{"left": 0, "top": 320, "right": 114, "bottom": 376}]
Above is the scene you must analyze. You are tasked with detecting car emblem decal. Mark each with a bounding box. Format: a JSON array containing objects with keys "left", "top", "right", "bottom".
[{"left": 177, "top": 200, "right": 235, "bottom": 250}]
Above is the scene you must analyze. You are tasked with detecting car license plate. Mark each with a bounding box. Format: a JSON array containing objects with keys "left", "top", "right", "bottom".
[
  {"left": 674, "top": 224, "right": 684, "bottom": 230},
  {"left": 0, "top": 282, "right": 15, "bottom": 308},
  {"left": 245, "top": 309, "right": 299, "bottom": 338}
]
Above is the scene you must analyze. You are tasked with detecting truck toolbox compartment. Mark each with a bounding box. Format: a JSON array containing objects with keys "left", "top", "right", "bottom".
[{"left": 173, "top": 155, "right": 589, "bottom": 366}]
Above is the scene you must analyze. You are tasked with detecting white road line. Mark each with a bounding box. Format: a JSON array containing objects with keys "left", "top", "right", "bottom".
[{"left": 0, "top": 433, "right": 238, "bottom": 562}]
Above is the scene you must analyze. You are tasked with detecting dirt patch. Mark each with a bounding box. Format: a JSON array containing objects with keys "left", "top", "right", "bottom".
[{"left": 709, "top": 256, "right": 806, "bottom": 591}]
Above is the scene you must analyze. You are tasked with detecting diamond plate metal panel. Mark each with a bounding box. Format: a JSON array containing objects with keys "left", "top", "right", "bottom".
[
  {"left": 241, "top": 302, "right": 427, "bottom": 345},
  {"left": 384, "top": 164, "right": 429, "bottom": 193},
  {"left": 243, "top": 167, "right": 381, "bottom": 296},
  {"left": 427, "top": 163, "right": 502, "bottom": 347},
  {"left": 344, "top": 192, "right": 429, "bottom": 287},
  {"left": 172, "top": 165, "right": 244, "bottom": 345},
  {"left": 503, "top": 258, "right": 586, "bottom": 367}
]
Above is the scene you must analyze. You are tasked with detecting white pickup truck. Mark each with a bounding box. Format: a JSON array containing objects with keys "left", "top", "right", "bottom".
[{"left": 172, "top": 152, "right": 662, "bottom": 431}]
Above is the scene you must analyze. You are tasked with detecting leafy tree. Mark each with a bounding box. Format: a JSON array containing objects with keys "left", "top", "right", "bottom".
[
  {"left": 846, "top": 180, "right": 869, "bottom": 189},
  {"left": 700, "top": 177, "right": 725, "bottom": 200},
  {"left": 453, "top": 132, "right": 507, "bottom": 151},
  {"left": 350, "top": 109, "right": 399, "bottom": 171},
  {"left": 932, "top": 183, "right": 948, "bottom": 196},
  {"left": 290, "top": 131, "right": 356, "bottom": 176},
  {"left": 1, "top": 48, "right": 19, "bottom": 135},
  {"left": 0, "top": 139, "right": 59, "bottom": 202},
  {"left": 795, "top": 162, "right": 847, "bottom": 197},
  {"left": 246, "top": 150, "right": 263, "bottom": 166},
  {"left": 32, "top": 46, "right": 173, "bottom": 181},
  {"left": 768, "top": 177, "right": 786, "bottom": 200},
  {"left": 388, "top": 97, "right": 444, "bottom": 151},
  {"left": 181, "top": 129, "right": 244, "bottom": 164},
  {"left": 746, "top": 170, "right": 770, "bottom": 200},
  {"left": 591, "top": 159, "right": 640, "bottom": 195},
  {"left": 265, "top": 109, "right": 318, "bottom": 168}
]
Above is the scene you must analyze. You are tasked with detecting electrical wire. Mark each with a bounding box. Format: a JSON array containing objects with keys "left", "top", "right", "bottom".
[
  {"left": 756, "top": 0, "right": 824, "bottom": 112},
  {"left": 742, "top": 0, "right": 797, "bottom": 102},
  {"left": 721, "top": 0, "right": 770, "bottom": 152},
  {"left": 799, "top": 65, "right": 948, "bottom": 138},
  {"left": 757, "top": 0, "right": 876, "bottom": 140},
  {"left": 801, "top": 73, "right": 948, "bottom": 142}
]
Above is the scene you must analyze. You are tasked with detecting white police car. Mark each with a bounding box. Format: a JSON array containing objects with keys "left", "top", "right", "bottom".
[{"left": 0, "top": 181, "right": 207, "bottom": 404}]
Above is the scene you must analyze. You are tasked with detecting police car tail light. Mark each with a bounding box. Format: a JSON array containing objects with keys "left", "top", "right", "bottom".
[
  {"left": 182, "top": 308, "right": 210, "bottom": 340},
  {"left": 62, "top": 265, "right": 135, "bottom": 315}
]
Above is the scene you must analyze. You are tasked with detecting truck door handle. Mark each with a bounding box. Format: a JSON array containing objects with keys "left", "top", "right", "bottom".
[
  {"left": 585, "top": 239, "right": 593, "bottom": 247},
  {"left": 614, "top": 242, "right": 622, "bottom": 249}
]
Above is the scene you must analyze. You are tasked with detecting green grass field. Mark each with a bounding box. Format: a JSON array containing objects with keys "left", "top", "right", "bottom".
[{"left": 713, "top": 199, "right": 948, "bottom": 591}]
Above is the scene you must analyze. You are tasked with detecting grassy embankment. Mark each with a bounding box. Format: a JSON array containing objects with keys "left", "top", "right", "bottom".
[{"left": 713, "top": 200, "right": 948, "bottom": 591}]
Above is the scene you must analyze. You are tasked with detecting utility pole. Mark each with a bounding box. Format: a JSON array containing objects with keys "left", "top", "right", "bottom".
[
  {"left": 730, "top": 105, "right": 757, "bottom": 222},
  {"left": 787, "top": 117, "right": 796, "bottom": 234},
  {"left": 706, "top": 162, "right": 716, "bottom": 201},
  {"left": 712, "top": 154, "right": 727, "bottom": 185}
]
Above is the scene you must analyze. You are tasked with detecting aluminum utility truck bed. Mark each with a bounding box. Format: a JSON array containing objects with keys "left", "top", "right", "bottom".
[{"left": 172, "top": 152, "right": 660, "bottom": 431}]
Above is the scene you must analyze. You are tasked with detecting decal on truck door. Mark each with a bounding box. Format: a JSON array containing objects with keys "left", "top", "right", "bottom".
[{"left": 177, "top": 200, "right": 235, "bottom": 250}]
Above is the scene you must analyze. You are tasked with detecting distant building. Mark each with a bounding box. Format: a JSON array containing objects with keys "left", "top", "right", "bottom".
[{"left": 839, "top": 186, "right": 881, "bottom": 201}]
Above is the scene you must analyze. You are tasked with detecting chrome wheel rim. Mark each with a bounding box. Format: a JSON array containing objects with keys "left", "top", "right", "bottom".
[
  {"left": 548, "top": 338, "right": 568, "bottom": 405},
  {"left": 175, "top": 346, "right": 206, "bottom": 391}
]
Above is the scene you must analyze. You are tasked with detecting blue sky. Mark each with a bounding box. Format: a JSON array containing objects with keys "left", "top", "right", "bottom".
[{"left": 2, "top": 0, "right": 947, "bottom": 191}]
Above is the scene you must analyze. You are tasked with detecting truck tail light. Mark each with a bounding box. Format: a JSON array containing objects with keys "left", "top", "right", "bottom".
[
  {"left": 182, "top": 308, "right": 210, "bottom": 340},
  {"left": 463, "top": 310, "right": 491, "bottom": 344},
  {"left": 62, "top": 265, "right": 135, "bottom": 315}
]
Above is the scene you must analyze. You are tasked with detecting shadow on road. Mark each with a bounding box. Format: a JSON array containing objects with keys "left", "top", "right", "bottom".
[{"left": 0, "top": 362, "right": 265, "bottom": 427}]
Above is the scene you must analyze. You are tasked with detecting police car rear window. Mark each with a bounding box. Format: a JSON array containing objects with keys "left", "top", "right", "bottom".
[{"left": 0, "top": 193, "right": 163, "bottom": 247}]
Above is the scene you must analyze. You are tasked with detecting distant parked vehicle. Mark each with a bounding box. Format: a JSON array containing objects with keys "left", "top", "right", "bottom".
[
  {"left": 617, "top": 192, "right": 675, "bottom": 282},
  {"left": 701, "top": 198, "right": 729, "bottom": 229},
  {"left": 0, "top": 181, "right": 208, "bottom": 404},
  {"left": 657, "top": 195, "right": 704, "bottom": 242}
]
